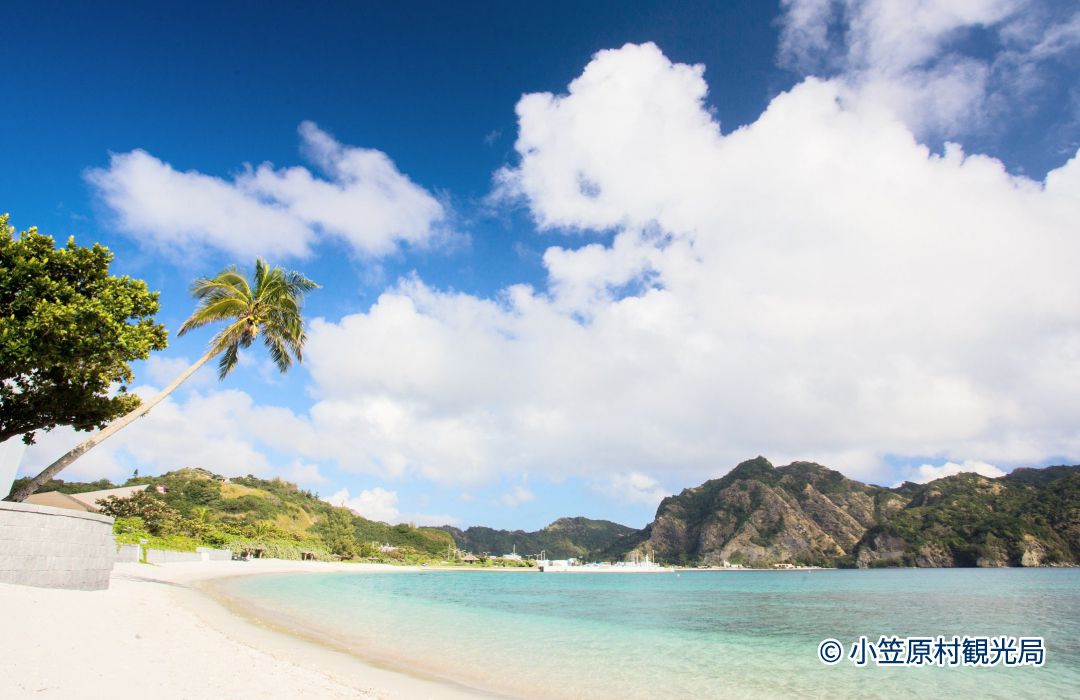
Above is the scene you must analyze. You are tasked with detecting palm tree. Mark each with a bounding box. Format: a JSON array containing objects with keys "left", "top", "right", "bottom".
[{"left": 6, "top": 259, "right": 317, "bottom": 502}]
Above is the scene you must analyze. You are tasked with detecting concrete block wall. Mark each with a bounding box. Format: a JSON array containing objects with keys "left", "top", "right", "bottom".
[
  {"left": 114, "top": 544, "right": 232, "bottom": 563},
  {"left": 145, "top": 548, "right": 204, "bottom": 564},
  {"left": 196, "top": 547, "right": 232, "bottom": 561},
  {"left": 0, "top": 501, "right": 116, "bottom": 590},
  {"left": 115, "top": 543, "right": 142, "bottom": 563}
]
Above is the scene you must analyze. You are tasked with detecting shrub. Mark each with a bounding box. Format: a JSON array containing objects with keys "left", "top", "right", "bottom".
[{"left": 97, "top": 491, "right": 180, "bottom": 535}]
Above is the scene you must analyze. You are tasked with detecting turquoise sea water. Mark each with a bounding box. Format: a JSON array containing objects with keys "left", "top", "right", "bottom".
[{"left": 220, "top": 569, "right": 1080, "bottom": 699}]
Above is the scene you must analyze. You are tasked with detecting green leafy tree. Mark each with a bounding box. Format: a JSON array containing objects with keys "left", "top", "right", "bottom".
[
  {"left": 7, "top": 259, "right": 318, "bottom": 502},
  {"left": 7, "top": 476, "right": 116, "bottom": 495},
  {"left": 111, "top": 516, "right": 150, "bottom": 540},
  {"left": 97, "top": 491, "right": 180, "bottom": 535},
  {"left": 314, "top": 508, "right": 360, "bottom": 558},
  {"left": 0, "top": 213, "right": 168, "bottom": 445}
]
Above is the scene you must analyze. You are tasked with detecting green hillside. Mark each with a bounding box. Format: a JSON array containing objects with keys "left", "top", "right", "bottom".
[
  {"left": 441, "top": 516, "right": 639, "bottom": 560},
  {"left": 15, "top": 458, "right": 1077, "bottom": 568},
  {"left": 14, "top": 468, "right": 454, "bottom": 563},
  {"left": 854, "top": 468, "right": 1080, "bottom": 567}
]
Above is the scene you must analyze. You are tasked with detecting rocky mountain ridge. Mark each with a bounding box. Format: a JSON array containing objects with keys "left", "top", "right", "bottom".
[{"left": 616, "top": 457, "right": 1080, "bottom": 568}]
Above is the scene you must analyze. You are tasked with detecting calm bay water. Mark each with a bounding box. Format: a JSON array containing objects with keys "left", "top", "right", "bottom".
[{"left": 221, "top": 568, "right": 1080, "bottom": 699}]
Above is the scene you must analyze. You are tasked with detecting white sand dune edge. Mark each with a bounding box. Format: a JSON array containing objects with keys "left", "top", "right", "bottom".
[{"left": 0, "top": 560, "right": 495, "bottom": 699}]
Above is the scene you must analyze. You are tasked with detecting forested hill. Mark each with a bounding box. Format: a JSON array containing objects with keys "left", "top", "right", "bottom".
[
  {"left": 613, "top": 457, "right": 1080, "bottom": 568},
  {"left": 14, "top": 458, "right": 1079, "bottom": 568},
  {"left": 12, "top": 468, "right": 455, "bottom": 562},
  {"left": 440, "top": 517, "right": 639, "bottom": 560},
  {"left": 12, "top": 469, "right": 637, "bottom": 562}
]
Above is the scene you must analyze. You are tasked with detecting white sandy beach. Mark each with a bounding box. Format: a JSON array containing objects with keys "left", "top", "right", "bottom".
[{"left": 0, "top": 560, "right": 493, "bottom": 699}]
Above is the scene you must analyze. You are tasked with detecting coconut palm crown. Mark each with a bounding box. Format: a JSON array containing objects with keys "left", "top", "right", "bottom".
[
  {"left": 179, "top": 259, "right": 318, "bottom": 379},
  {"left": 7, "top": 259, "right": 317, "bottom": 502}
]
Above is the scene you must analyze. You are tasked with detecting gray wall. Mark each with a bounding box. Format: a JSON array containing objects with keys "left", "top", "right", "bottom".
[
  {"left": 196, "top": 546, "right": 232, "bottom": 561},
  {"left": 145, "top": 548, "right": 203, "bottom": 564},
  {"left": 115, "top": 543, "right": 142, "bottom": 563},
  {"left": 0, "top": 501, "right": 115, "bottom": 590},
  {"left": 144, "top": 547, "right": 231, "bottom": 563}
]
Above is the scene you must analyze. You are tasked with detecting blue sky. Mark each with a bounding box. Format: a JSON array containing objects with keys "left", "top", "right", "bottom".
[{"left": 4, "top": 1, "right": 1080, "bottom": 530}]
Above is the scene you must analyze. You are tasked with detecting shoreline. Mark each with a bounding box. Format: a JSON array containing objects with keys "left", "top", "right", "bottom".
[
  {"left": 199, "top": 565, "right": 514, "bottom": 699},
  {"left": 0, "top": 559, "right": 500, "bottom": 699},
  {"left": 4, "top": 560, "right": 1076, "bottom": 699}
]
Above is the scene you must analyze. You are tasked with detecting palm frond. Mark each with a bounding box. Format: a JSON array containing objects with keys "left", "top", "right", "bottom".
[
  {"left": 253, "top": 258, "right": 269, "bottom": 295},
  {"left": 287, "top": 270, "right": 319, "bottom": 293},
  {"left": 181, "top": 258, "right": 317, "bottom": 381},
  {"left": 217, "top": 343, "right": 240, "bottom": 379},
  {"left": 178, "top": 297, "right": 251, "bottom": 335},
  {"left": 189, "top": 270, "right": 249, "bottom": 299},
  {"left": 263, "top": 330, "right": 293, "bottom": 373},
  {"left": 208, "top": 318, "right": 253, "bottom": 355}
]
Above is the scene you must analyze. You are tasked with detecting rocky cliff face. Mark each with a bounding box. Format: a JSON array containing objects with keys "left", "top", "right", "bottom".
[
  {"left": 636, "top": 457, "right": 892, "bottom": 566},
  {"left": 849, "top": 468, "right": 1080, "bottom": 568},
  {"left": 622, "top": 458, "right": 1079, "bottom": 568}
]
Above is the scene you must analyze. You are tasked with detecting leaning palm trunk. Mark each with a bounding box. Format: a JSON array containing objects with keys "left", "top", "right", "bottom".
[
  {"left": 6, "top": 259, "right": 316, "bottom": 502},
  {"left": 5, "top": 349, "right": 216, "bottom": 502}
]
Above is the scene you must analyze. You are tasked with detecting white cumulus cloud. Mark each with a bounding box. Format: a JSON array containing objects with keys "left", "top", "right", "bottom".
[
  {"left": 326, "top": 486, "right": 401, "bottom": 522},
  {"left": 142, "top": 355, "right": 214, "bottom": 389},
  {"left": 86, "top": 121, "right": 446, "bottom": 259},
  {"left": 902, "top": 460, "right": 1007, "bottom": 484},
  {"left": 299, "top": 41, "right": 1080, "bottom": 488},
  {"left": 283, "top": 460, "right": 328, "bottom": 488},
  {"left": 32, "top": 29, "right": 1080, "bottom": 500},
  {"left": 778, "top": 0, "right": 1080, "bottom": 137},
  {"left": 324, "top": 486, "right": 458, "bottom": 526},
  {"left": 596, "top": 472, "right": 670, "bottom": 508},
  {"left": 19, "top": 386, "right": 313, "bottom": 483},
  {"left": 499, "top": 485, "right": 535, "bottom": 507}
]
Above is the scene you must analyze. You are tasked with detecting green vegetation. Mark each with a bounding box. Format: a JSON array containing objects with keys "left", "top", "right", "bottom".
[
  {"left": 618, "top": 457, "right": 1080, "bottom": 569},
  {"left": 178, "top": 257, "right": 318, "bottom": 379},
  {"left": 313, "top": 508, "right": 360, "bottom": 558},
  {"left": 8, "top": 476, "right": 116, "bottom": 495},
  {"left": 13, "top": 457, "right": 1076, "bottom": 571},
  {"left": 441, "top": 516, "right": 638, "bottom": 560},
  {"left": 9, "top": 258, "right": 318, "bottom": 503},
  {"left": 0, "top": 213, "right": 167, "bottom": 447},
  {"left": 30, "top": 467, "right": 456, "bottom": 563},
  {"left": 856, "top": 470, "right": 1080, "bottom": 567}
]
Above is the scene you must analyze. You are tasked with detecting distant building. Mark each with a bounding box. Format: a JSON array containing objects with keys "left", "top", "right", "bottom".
[
  {"left": 25, "top": 484, "right": 148, "bottom": 513},
  {"left": 379, "top": 543, "right": 399, "bottom": 553},
  {"left": 461, "top": 554, "right": 480, "bottom": 564}
]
